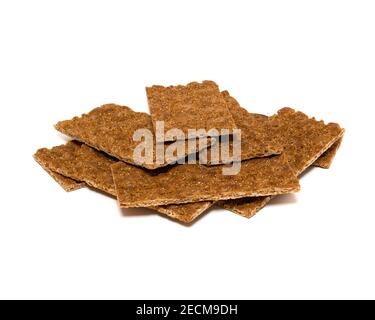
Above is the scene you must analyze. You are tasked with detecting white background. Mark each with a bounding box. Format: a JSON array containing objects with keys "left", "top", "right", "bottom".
[{"left": 0, "top": 0, "right": 374, "bottom": 300}]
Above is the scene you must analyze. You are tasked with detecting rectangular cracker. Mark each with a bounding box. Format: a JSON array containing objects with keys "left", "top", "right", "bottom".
[
  {"left": 35, "top": 141, "right": 117, "bottom": 195},
  {"left": 34, "top": 142, "right": 212, "bottom": 224},
  {"left": 34, "top": 153, "right": 86, "bottom": 192},
  {"left": 313, "top": 138, "right": 343, "bottom": 169},
  {"left": 240, "top": 113, "right": 343, "bottom": 169},
  {"left": 219, "top": 108, "right": 345, "bottom": 218},
  {"left": 206, "top": 91, "right": 283, "bottom": 164},
  {"left": 146, "top": 81, "right": 237, "bottom": 141},
  {"left": 111, "top": 153, "right": 300, "bottom": 208},
  {"left": 231, "top": 108, "right": 343, "bottom": 168},
  {"left": 55, "top": 104, "right": 212, "bottom": 170}
]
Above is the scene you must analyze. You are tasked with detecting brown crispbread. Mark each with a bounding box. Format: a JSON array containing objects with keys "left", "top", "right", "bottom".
[
  {"left": 146, "top": 81, "right": 237, "bottom": 141},
  {"left": 271, "top": 108, "right": 345, "bottom": 174},
  {"left": 55, "top": 104, "right": 213, "bottom": 170},
  {"left": 33, "top": 142, "right": 213, "bottom": 223},
  {"left": 111, "top": 153, "right": 300, "bottom": 208},
  {"left": 206, "top": 91, "right": 283, "bottom": 164},
  {"left": 241, "top": 113, "right": 343, "bottom": 169},
  {"left": 313, "top": 138, "right": 343, "bottom": 169},
  {"left": 34, "top": 152, "right": 86, "bottom": 192},
  {"left": 34, "top": 141, "right": 117, "bottom": 195},
  {"left": 224, "top": 91, "right": 283, "bottom": 158},
  {"left": 219, "top": 108, "right": 345, "bottom": 218},
  {"left": 36, "top": 79, "right": 346, "bottom": 225}
]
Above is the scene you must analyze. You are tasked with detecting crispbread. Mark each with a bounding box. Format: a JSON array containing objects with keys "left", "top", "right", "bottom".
[
  {"left": 55, "top": 104, "right": 212, "bottom": 170},
  {"left": 34, "top": 141, "right": 117, "bottom": 195},
  {"left": 111, "top": 153, "right": 300, "bottom": 208},
  {"left": 219, "top": 108, "right": 345, "bottom": 218},
  {"left": 146, "top": 81, "right": 237, "bottom": 141},
  {"left": 240, "top": 111, "right": 343, "bottom": 168},
  {"left": 206, "top": 91, "right": 282, "bottom": 164},
  {"left": 34, "top": 151, "right": 86, "bottom": 192},
  {"left": 313, "top": 138, "right": 343, "bottom": 169},
  {"left": 34, "top": 142, "right": 213, "bottom": 223},
  {"left": 223, "top": 91, "right": 283, "bottom": 158}
]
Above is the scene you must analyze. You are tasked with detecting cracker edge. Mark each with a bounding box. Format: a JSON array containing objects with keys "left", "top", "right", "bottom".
[
  {"left": 146, "top": 81, "right": 237, "bottom": 142},
  {"left": 54, "top": 104, "right": 216, "bottom": 170},
  {"left": 313, "top": 138, "right": 343, "bottom": 169},
  {"left": 33, "top": 153, "right": 86, "bottom": 192},
  {"left": 34, "top": 143, "right": 213, "bottom": 224},
  {"left": 220, "top": 128, "right": 345, "bottom": 218}
]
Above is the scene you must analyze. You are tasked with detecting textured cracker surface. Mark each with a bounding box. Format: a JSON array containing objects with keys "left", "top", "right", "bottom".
[
  {"left": 146, "top": 81, "right": 237, "bottom": 141},
  {"left": 220, "top": 108, "right": 345, "bottom": 218},
  {"left": 55, "top": 104, "right": 211, "bottom": 170},
  {"left": 207, "top": 91, "right": 282, "bottom": 164},
  {"left": 111, "top": 154, "right": 300, "bottom": 208},
  {"left": 34, "top": 142, "right": 212, "bottom": 223},
  {"left": 224, "top": 91, "right": 283, "bottom": 159},
  {"left": 268, "top": 108, "right": 345, "bottom": 174},
  {"left": 34, "top": 153, "right": 86, "bottom": 192},
  {"left": 34, "top": 141, "right": 117, "bottom": 195},
  {"left": 313, "top": 138, "right": 343, "bottom": 169}
]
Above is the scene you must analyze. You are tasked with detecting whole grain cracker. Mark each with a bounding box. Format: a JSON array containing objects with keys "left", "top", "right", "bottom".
[
  {"left": 111, "top": 153, "right": 300, "bottom": 208},
  {"left": 206, "top": 91, "right": 282, "bottom": 164},
  {"left": 313, "top": 138, "right": 343, "bottom": 169},
  {"left": 240, "top": 112, "right": 344, "bottom": 169},
  {"left": 219, "top": 108, "right": 345, "bottom": 218},
  {"left": 234, "top": 108, "right": 343, "bottom": 169},
  {"left": 34, "top": 141, "right": 117, "bottom": 195},
  {"left": 34, "top": 142, "right": 213, "bottom": 223},
  {"left": 34, "top": 152, "right": 86, "bottom": 192},
  {"left": 146, "top": 81, "right": 237, "bottom": 141},
  {"left": 55, "top": 104, "right": 213, "bottom": 170}
]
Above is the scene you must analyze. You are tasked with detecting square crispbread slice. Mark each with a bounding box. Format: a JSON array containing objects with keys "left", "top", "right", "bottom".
[
  {"left": 225, "top": 107, "right": 342, "bottom": 168},
  {"left": 111, "top": 153, "right": 300, "bottom": 208},
  {"left": 313, "top": 138, "right": 343, "bottom": 169},
  {"left": 219, "top": 108, "right": 345, "bottom": 218},
  {"left": 206, "top": 91, "right": 283, "bottom": 164},
  {"left": 34, "top": 142, "right": 213, "bottom": 223},
  {"left": 34, "top": 152, "right": 86, "bottom": 192},
  {"left": 55, "top": 104, "right": 213, "bottom": 170},
  {"left": 245, "top": 115, "right": 343, "bottom": 169},
  {"left": 146, "top": 81, "right": 237, "bottom": 142},
  {"left": 240, "top": 113, "right": 342, "bottom": 169}
]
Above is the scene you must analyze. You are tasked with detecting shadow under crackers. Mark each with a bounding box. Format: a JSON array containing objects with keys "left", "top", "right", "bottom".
[
  {"left": 87, "top": 187, "right": 117, "bottom": 199},
  {"left": 119, "top": 207, "right": 156, "bottom": 217},
  {"left": 268, "top": 193, "right": 298, "bottom": 206},
  {"left": 266, "top": 165, "right": 318, "bottom": 207}
]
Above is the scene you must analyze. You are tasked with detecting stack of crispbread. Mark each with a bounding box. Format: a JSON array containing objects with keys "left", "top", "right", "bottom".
[{"left": 34, "top": 81, "right": 344, "bottom": 224}]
